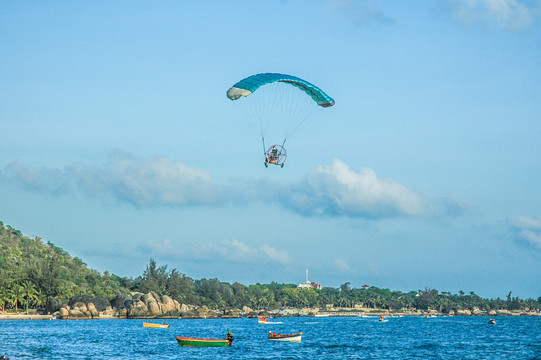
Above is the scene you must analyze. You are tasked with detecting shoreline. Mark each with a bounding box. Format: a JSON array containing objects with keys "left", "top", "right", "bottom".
[{"left": 1, "top": 311, "right": 539, "bottom": 320}]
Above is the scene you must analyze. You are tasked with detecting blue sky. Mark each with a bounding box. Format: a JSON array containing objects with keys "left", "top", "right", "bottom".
[{"left": 1, "top": 0, "right": 540, "bottom": 299}]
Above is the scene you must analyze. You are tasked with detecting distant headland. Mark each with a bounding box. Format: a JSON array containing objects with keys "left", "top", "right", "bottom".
[{"left": 1, "top": 221, "right": 540, "bottom": 320}]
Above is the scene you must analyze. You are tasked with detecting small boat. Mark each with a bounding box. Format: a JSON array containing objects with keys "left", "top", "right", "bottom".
[
  {"left": 258, "top": 317, "right": 283, "bottom": 324},
  {"left": 143, "top": 322, "right": 169, "bottom": 328},
  {"left": 176, "top": 331, "right": 234, "bottom": 347},
  {"left": 488, "top": 318, "right": 496, "bottom": 324},
  {"left": 268, "top": 331, "right": 302, "bottom": 343}
]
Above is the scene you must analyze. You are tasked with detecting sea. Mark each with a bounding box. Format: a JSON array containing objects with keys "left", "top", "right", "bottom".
[{"left": 1, "top": 315, "right": 539, "bottom": 359}]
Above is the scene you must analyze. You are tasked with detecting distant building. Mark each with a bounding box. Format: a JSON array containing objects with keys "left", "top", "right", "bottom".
[
  {"left": 362, "top": 284, "right": 370, "bottom": 290},
  {"left": 297, "top": 269, "right": 321, "bottom": 290}
]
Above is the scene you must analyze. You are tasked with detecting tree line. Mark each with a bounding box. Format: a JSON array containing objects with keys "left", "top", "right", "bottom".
[{"left": 1, "top": 222, "right": 540, "bottom": 314}]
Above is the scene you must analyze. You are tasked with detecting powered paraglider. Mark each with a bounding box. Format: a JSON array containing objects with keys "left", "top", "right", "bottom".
[{"left": 227, "top": 73, "right": 334, "bottom": 168}]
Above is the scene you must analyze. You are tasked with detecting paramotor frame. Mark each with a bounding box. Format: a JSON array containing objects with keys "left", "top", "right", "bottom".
[{"left": 264, "top": 145, "right": 287, "bottom": 168}]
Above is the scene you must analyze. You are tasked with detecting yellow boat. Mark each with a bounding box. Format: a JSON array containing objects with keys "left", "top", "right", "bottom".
[{"left": 143, "top": 322, "right": 169, "bottom": 328}]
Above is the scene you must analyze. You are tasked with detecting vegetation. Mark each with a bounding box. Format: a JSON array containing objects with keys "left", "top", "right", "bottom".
[{"left": 1, "top": 221, "right": 540, "bottom": 314}]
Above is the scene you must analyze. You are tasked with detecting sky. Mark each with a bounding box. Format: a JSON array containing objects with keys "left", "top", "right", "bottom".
[{"left": 1, "top": 0, "right": 540, "bottom": 299}]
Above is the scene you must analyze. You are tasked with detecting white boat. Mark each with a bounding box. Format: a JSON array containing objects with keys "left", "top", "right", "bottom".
[
  {"left": 258, "top": 317, "right": 283, "bottom": 324},
  {"left": 268, "top": 331, "right": 302, "bottom": 342}
]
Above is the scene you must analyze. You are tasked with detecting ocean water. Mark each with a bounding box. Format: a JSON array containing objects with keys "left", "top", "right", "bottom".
[{"left": 1, "top": 316, "right": 540, "bottom": 359}]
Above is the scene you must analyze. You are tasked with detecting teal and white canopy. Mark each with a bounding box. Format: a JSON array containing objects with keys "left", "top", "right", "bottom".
[{"left": 227, "top": 73, "right": 335, "bottom": 108}]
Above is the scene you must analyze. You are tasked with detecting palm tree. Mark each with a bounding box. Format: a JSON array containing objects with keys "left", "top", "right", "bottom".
[
  {"left": 33, "top": 289, "right": 46, "bottom": 310},
  {"left": 9, "top": 283, "right": 24, "bottom": 313},
  {"left": 22, "top": 280, "right": 37, "bottom": 314},
  {"left": 0, "top": 286, "right": 9, "bottom": 312}
]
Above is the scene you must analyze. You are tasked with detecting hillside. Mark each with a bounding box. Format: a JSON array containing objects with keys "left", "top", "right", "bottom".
[
  {"left": 1, "top": 221, "right": 540, "bottom": 317},
  {"left": 0, "top": 221, "right": 128, "bottom": 311}
]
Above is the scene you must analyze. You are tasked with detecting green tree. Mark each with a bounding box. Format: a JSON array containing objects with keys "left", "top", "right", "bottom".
[
  {"left": 166, "top": 269, "right": 194, "bottom": 304},
  {"left": 0, "top": 284, "right": 9, "bottom": 312},
  {"left": 139, "top": 259, "right": 168, "bottom": 294},
  {"left": 22, "top": 280, "right": 37, "bottom": 314},
  {"left": 33, "top": 289, "right": 46, "bottom": 309},
  {"left": 9, "top": 283, "right": 24, "bottom": 313},
  {"left": 28, "top": 256, "right": 62, "bottom": 300}
]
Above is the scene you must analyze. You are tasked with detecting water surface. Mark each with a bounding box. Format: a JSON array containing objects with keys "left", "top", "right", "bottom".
[{"left": 1, "top": 316, "right": 539, "bottom": 359}]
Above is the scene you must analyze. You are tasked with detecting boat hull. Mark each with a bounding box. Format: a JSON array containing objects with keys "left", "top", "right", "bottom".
[
  {"left": 268, "top": 332, "right": 302, "bottom": 343},
  {"left": 258, "top": 318, "right": 283, "bottom": 325},
  {"left": 176, "top": 336, "right": 232, "bottom": 347},
  {"left": 143, "top": 322, "right": 169, "bottom": 328}
]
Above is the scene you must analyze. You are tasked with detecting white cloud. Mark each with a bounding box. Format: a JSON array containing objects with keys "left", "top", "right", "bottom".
[
  {"left": 68, "top": 151, "right": 225, "bottom": 207},
  {"left": 508, "top": 215, "right": 541, "bottom": 250},
  {"left": 260, "top": 244, "right": 293, "bottom": 265},
  {"left": 278, "top": 159, "right": 427, "bottom": 218},
  {"left": 449, "top": 0, "right": 536, "bottom": 29},
  {"left": 508, "top": 215, "right": 541, "bottom": 229},
  {"left": 136, "top": 238, "right": 293, "bottom": 266}
]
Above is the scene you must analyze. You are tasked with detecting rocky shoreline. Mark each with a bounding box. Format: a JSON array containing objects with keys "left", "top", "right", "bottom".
[{"left": 2, "top": 292, "right": 539, "bottom": 320}]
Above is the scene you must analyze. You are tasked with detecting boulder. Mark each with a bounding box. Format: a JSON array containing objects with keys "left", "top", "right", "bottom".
[
  {"left": 129, "top": 300, "right": 149, "bottom": 318},
  {"left": 69, "top": 294, "right": 94, "bottom": 307},
  {"left": 223, "top": 309, "right": 241, "bottom": 318},
  {"left": 58, "top": 307, "right": 70, "bottom": 319},
  {"left": 139, "top": 293, "right": 161, "bottom": 315},
  {"left": 147, "top": 300, "right": 161, "bottom": 316},
  {"left": 472, "top": 307, "right": 483, "bottom": 315},
  {"left": 150, "top": 291, "right": 161, "bottom": 302},
  {"left": 87, "top": 303, "right": 99, "bottom": 318},
  {"left": 456, "top": 309, "right": 471, "bottom": 316},
  {"left": 140, "top": 292, "right": 158, "bottom": 304},
  {"left": 68, "top": 295, "right": 110, "bottom": 312},
  {"left": 89, "top": 298, "right": 110, "bottom": 312},
  {"left": 111, "top": 294, "right": 133, "bottom": 310},
  {"left": 117, "top": 307, "right": 128, "bottom": 317},
  {"left": 100, "top": 306, "right": 115, "bottom": 316},
  {"left": 160, "top": 295, "right": 177, "bottom": 313},
  {"left": 71, "top": 302, "right": 88, "bottom": 313},
  {"left": 46, "top": 298, "right": 68, "bottom": 314},
  {"left": 69, "top": 309, "right": 90, "bottom": 319},
  {"left": 131, "top": 292, "right": 144, "bottom": 301}
]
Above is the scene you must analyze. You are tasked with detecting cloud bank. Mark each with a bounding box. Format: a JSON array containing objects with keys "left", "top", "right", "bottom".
[{"left": 1, "top": 153, "right": 456, "bottom": 220}]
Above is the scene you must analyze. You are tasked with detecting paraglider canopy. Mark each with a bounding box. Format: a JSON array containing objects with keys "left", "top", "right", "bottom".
[{"left": 227, "top": 73, "right": 335, "bottom": 107}]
